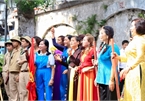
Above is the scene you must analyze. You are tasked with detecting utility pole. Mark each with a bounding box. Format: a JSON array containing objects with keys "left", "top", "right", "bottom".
[{"left": 4, "top": 2, "right": 7, "bottom": 53}]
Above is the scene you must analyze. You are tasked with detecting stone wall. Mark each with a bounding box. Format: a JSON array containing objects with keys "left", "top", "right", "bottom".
[
  {"left": 35, "top": 0, "right": 145, "bottom": 48},
  {"left": 104, "top": 0, "right": 145, "bottom": 47},
  {"left": 106, "top": 9, "right": 143, "bottom": 46}
]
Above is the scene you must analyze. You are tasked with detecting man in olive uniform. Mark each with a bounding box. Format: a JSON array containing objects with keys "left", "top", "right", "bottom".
[
  {"left": 9, "top": 36, "right": 21, "bottom": 101},
  {"left": 18, "top": 36, "right": 31, "bottom": 101},
  {"left": 2, "top": 41, "right": 13, "bottom": 100}
]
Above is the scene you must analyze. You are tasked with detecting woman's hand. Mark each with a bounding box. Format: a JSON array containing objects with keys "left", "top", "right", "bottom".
[
  {"left": 92, "top": 59, "right": 98, "bottom": 66},
  {"left": 50, "top": 27, "right": 55, "bottom": 38},
  {"left": 111, "top": 52, "right": 119, "bottom": 60},
  {"left": 82, "top": 67, "right": 90, "bottom": 73},
  {"left": 54, "top": 54, "right": 62, "bottom": 62},
  {"left": 63, "top": 70, "right": 68, "bottom": 74},
  {"left": 82, "top": 67, "right": 94, "bottom": 73},
  {"left": 74, "top": 66, "right": 78, "bottom": 72},
  {"left": 49, "top": 79, "right": 54, "bottom": 86},
  {"left": 82, "top": 68, "right": 89, "bottom": 73},
  {"left": 67, "top": 48, "right": 72, "bottom": 56},
  {"left": 120, "top": 67, "right": 131, "bottom": 79},
  {"left": 109, "top": 80, "right": 115, "bottom": 91}
]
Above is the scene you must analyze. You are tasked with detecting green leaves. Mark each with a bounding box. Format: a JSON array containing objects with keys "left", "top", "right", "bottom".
[
  {"left": 75, "top": 14, "right": 106, "bottom": 35},
  {"left": 15, "top": 0, "right": 47, "bottom": 14},
  {"left": 4, "top": 0, "right": 8, "bottom": 3},
  {"left": 103, "top": 4, "right": 108, "bottom": 11},
  {"left": 86, "top": 14, "right": 97, "bottom": 26},
  {"left": 97, "top": 19, "right": 107, "bottom": 27},
  {"left": 138, "top": 12, "right": 145, "bottom": 19}
]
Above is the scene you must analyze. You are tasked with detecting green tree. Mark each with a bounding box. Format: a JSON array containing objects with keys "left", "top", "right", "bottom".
[
  {"left": 16, "top": 0, "right": 47, "bottom": 37},
  {"left": 7, "top": 0, "right": 53, "bottom": 37}
]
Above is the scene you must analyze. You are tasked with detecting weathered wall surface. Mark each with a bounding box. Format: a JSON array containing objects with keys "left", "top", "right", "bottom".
[
  {"left": 35, "top": 1, "right": 113, "bottom": 37},
  {"left": 104, "top": 0, "right": 145, "bottom": 46},
  {"left": 36, "top": 0, "right": 145, "bottom": 48},
  {"left": 106, "top": 9, "right": 142, "bottom": 45}
]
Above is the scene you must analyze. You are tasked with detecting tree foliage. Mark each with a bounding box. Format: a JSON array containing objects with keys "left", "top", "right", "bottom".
[
  {"left": 74, "top": 14, "right": 106, "bottom": 35},
  {"left": 15, "top": 0, "right": 44, "bottom": 13}
]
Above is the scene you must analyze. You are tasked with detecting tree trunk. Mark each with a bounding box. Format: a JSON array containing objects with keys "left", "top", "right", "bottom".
[{"left": 18, "top": 14, "right": 35, "bottom": 37}]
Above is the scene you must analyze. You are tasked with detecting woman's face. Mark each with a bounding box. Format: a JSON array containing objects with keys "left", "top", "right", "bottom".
[
  {"left": 39, "top": 41, "right": 47, "bottom": 51},
  {"left": 130, "top": 21, "right": 137, "bottom": 37},
  {"left": 70, "top": 37, "right": 79, "bottom": 48},
  {"left": 82, "top": 36, "right": 90, "bottom": 47},
  {"left": 57, "top": 37, "right": 63, "bottom": 45},
  {"left": 99, "top": 28, "right": 108, "bottom": 42},
  {"left": 64, "top": 37, "right": 70, "bottom": 47}
]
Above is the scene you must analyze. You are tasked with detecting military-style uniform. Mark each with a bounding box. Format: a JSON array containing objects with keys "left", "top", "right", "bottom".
[
  {"left": 18, "top": 49, "right": 29, "bottom": 101},
  {"left": 18, "top": 36, "right": 31, "bottom": 101},
  {"left": 9, "top": 36, "right": 21, "bottom": 101},
  {"left": 2, "top": 51, "right": 11, "bottom": 100}
]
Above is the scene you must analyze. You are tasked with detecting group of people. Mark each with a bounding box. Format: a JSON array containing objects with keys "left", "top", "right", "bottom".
[{"left": 1, "top": 18, "right": 145, "bottom": 101}]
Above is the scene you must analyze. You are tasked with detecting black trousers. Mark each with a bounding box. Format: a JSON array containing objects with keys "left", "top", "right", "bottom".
[{"left": 99, "top": 84, "right": 117, "bottom": 101}]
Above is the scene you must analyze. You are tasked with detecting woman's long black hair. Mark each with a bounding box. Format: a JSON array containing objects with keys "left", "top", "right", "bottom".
[
  {"left": 71, "top": 36, "right": 81, "bottom": 47},
  {"left": 33, "top": 36, "right": 42, "bottom": 47},
  {"left": 66, "top": 35, "right": 73, "bottom": 40},
  {"left": 99, "top": 26, "right": 114, "bottom": 54},
  {"left": 58, "top": 35, "right": 65, "bottom": 46},
  {"left": 103, "top": 26, "right": 114, "bottom": 43},
  {"left": 38, "top": 39, "right": 51, "bottom": 56}
]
